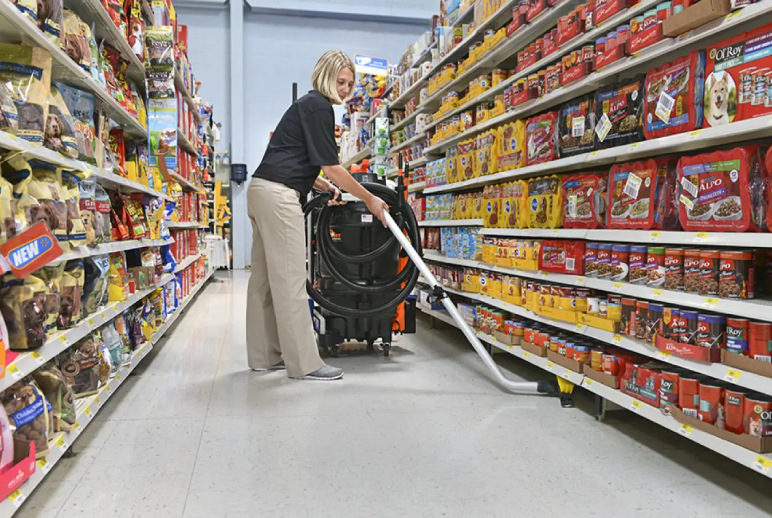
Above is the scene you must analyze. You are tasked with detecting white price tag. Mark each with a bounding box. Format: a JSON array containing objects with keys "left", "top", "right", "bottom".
[
  {"left": 681, "top": 177, "right": 698, "bottom": 197},
  {"left": 678, "top": 424, "right": 693, "bottom": 437},
  {"left": 655, "top": 90, "right": 675, "bottom": 124},
  {"left": 571, "top": 116, "right": 585, "bottom": 137},
  {"left": 595, "top": 113, "right": 612, "bottom": 142},
  {"left": 630, "top": 400, "right": 643, "bottom": 413},
  {"left": 623, "top": 173, "right": 643, "bottom": 200}
]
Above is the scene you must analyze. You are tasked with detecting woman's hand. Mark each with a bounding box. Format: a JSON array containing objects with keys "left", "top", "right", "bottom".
[{"left": 366, "top": 195, "right": 389, "bottom": 227}]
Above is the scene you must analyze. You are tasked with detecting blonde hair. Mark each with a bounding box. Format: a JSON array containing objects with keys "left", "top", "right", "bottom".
[{"left": 312, "top": 50, "right": 355, "bottom": 104}]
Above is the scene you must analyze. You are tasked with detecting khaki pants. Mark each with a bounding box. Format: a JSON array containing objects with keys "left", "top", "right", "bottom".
[{"left": 246, "top": 178, "right": 324, "bottom": 377}]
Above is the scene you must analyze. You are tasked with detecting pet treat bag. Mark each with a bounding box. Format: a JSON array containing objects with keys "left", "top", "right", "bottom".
[
  {"left": 0, "top": 83, "right": 20, "bottom": 134},
  {"left": 527, "top": 175, "right": 562, "bottom": 229},
  {"left": 457, "top": 139, "right": 477, "bottom": 181},
  {"left": 32, "top": 364, "right": 76, "bottom": 432},
  {"left": 525, "top": 112, "right": 558, "bottom": 166},
  {"left": 2, "top": 379, "right": 52, "bottom": 458},
  {"left": 145, "top": 27, "right": 174, "bottom": 69},
  {"left": 496, "top": 120, "right": 526, "bottom": 171},
  {"left": 27, "top": 160, "right": 69, "bottom": 246},
  {"left": 108, "top": 252, "right": 128, "bottom": 302},
  {"left": 644, "top": 51, "right": 706, "bottom": 140},
  {"left": 475, "top": 130, "right": 498, "bottom": 177},
  {"left": 607, "top": 160, "right": 659, "bottom": 230},
  {"left": 58, "top": 336, "right": 101, "bottom": 398},
  {"left": 83, "top": 256, "right": 109, "bottom": 315},
  {"left": 62, "top": 11, "right": 91, "bottom": 72},
  {"left": 558, "top": 95, "right": 596, "bottom": 157},
  {"left": 504, "top": 180, "right": 528, "bottom": 229},
  {"left": 677, "top": 148, "right": 754, "bottom": 232},
  {"left": 148, "top": 98, "right": 178, "bottom": 175},
  {"left": 44, "top": 85, "right": 81, "bottom": 158},
  {"left": 0, "top": 274, "right": 47, "bottom": 350},
  {"left": 58, "top": 260, "right": 84, "bottom": 329},
  {"left": 37, "top": 264, "right": 64, "bottom": 337},
  {"left": 38, "top": 0, "right": 63, "bottom": 51},
  {"left": 126, "top": 0, "right": 146, "bottom": 61},
  {"left": 704, "top": 24, "right": 772, "bottom": 128},
  {"left": 0, "top": 43, "right": 52, "bottom": 145},
  {"left": 147, "top": 69, "right": 174, "bottom": 100},
  {"left": 562, "top": 173, "right": 607, "bottom": 228},
  {"left": 60, "top": 169, "right": 88, "bottom": 247},
  {"left": 0, "top": 173, "right": 14, "bottom": 245},
  {"left": 77, "top": 178, "right": 96, "bottom": 245},
  {"left": 93, "top": 330, "right": 111, "bottom": 386},
  {"left": 594, "top": 76, "right": 645, "bottom": 149},
  {"left": 94, "top": 183, "right": 113, "bottom": 243},
  {"left": 54, "top": 83, "right": 97, "bottom": 162}
]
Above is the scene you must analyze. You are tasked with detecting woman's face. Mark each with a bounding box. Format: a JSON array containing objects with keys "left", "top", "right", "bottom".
[{"left": 335, "top": 67, "right": 355, "bottom": 105}]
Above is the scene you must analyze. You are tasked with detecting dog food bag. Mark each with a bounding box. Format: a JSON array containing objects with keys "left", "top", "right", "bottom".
[
  {"left": 94, "top": 183, "right": 112, "bottom": 243},
  {"left": 58, "top": 336, "right": 101, "bottom": 398},
  {"left": 37, "top": 264, "right": 64, "bottom": 337},
  {"left": 104, "top": 0, "right": 127, "bottom": 34},
  {"left": 62, "top": 11, "right": 91, "bottom": 72},
  {"left": 32, "top": 364, "right": 76, "bottom": 432},
  {"left": 0, "top": 173, "right": 14, "bottom": 245},
  {"left": 1, "top": 379, "right": 52, "bottom": 458},
  {"left": 126, "top": 0, "right": 146, "bottom": 61},
  {"left": 82, "top": 255, "right": 109, "bottom": 315},
  {"left": 476, "top": 130, "right": 498, "bottom": 177},
  {"left": 145, "top": 27, "right": 174, "bottom": 69},
  {"left": 38, "top": 0, "right": 63, "bottom": 46},
  {"left": 527, "top": 175, "right": 562, "bottom": 229},
  {"left": 607, "top": 160, "right": 658, "bottom": 229},
  {"left": 746, "top": 145, "right": 769, "bottom": 233},
  {"left": 77, "top": 177, "right": 96, "bottom": 245},
  {"left": 525, "top": 112, "right": 558, "bottom": 165},
  {"left": 558, "top": 95, "right": 596, "bottom": 157},
  {"left": 0, "top": 83, "right": 19, "bottom": 135},
  {"left": 677, "top": 148, "right": 754, "bottom": 232},
  {"left": 92, "top": 330, "right": 111, "bottom": 386},
  {"left": 496, "top": 120, "right": 526, "bottom": 171},
  {"left": 562, "top": 173, "right": 607, "bottom": 228},
  {"left": 44, "top": 85, "right": 81, "bottom": 158},
  {"left": 56, "top": 83, "right": 98, "bottom": 163},
  {"left": 12, "top": 0, "right": 37, "bottom": 24},
  {"left": 108, "top": 252, "right": 128, "bottom": 302},
  {"left": 58, "top": 260, "right": 84, "bottom": 329},
  {"left": 27, "top": 160, "right": 69, "bottom": 247},
  {"left": 704, "top": 24, "right": 772, "bottom": 127},
  {"left": 594, "top": 76, "right": 645, "bottom": 149},
  {"left": 102, "top": 321, "right": 123, "bottom": 371},
  {"left": 644, "top": 51, "right": 706, "bottom": 140},
  {"left": 60, "top": 169, "right": 87, "bottom": 248},
  {"left": 0, "top": 43, "right": 52, "bottom": 145},
  {"left": 0, "top": 274, "right": 48, "bottom": 350},
  {"left": 457, "top": 139, "right": 477, "bottom": 181}
]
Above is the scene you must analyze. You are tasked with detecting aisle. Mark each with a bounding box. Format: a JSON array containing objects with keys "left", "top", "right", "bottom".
[{"left": 17, "top": 271, "right": 772, "bottom": 518}]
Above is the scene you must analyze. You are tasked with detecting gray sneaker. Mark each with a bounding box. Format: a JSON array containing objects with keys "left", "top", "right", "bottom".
[
  {"left": 292, "top": 365, "right": 344, "bottom": 381},
  {"left": 251, "top": 361, "right": 286, "bottom": 372}
]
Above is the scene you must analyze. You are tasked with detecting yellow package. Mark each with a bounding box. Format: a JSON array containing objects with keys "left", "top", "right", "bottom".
[
  {"left": 476, "top": 130, "right": 498, "bottom": 177},
  {"left": 170, "top": 183, "right": 183, "bottom": 221},
  {"left": 483, "top": 185, "right": 504, "bottom": 228},
  {"left": 108, "top": 252, "right": 128, "bottom": 302},
  {"left": 446, "top": 147, "right": 459, "bottom": 184},
  {"left": 457, "top": 139, "right": 477, "bottom": 181},
  {"left": 497, "top": 120, "right": 526, "bottom": 172},
  {"left": 472, "top": 192, "right": 484, "bottom": 219},
  {"left": 502, "top": 180, "right": 528, "bottom": 229},
  {"left": 27, "top": 160, "right": 69, "bottom": 248},
  {"left": 527, "top": 175, "right": 562, "bottom": 229},
  {"left": 0, "top": 172, "right": 14, "bottom": 245},
  {"left": 60, "top": 169, "right": 89, "bottom": 248}
]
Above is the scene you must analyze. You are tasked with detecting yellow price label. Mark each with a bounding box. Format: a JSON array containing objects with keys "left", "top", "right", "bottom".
[
  {"left": 523, "top": 351, "right": 530, "bottom": 357},
  {"left": 59, "top": 335, "right": 69, "bottom": 344},
  {"left": 694, "top": 232, "right": 710, "bottom": 242},
  {"left": 629, "top": 142, "right": 640, "bottom": 150},
  {"left": 678, "top": 424, "right": 694, "bottom": 437},
  {"left": 88, "top": 318, "right": 96, "bottom": 328},
  {"left": 657, "top": 350, "right": 672, "bottom": 360},
  {"left": 584, "top": 378, "right": 594, "bottom": 386},
  {"left": 562, "top": 369, "right": 573, "bottom": 380},
  {"left": 724, "top": 369, "right": 743, "bottom": 383},
  {"left": 55, "top": 436, "right": 67, "bottom": 450},
  {"left": 575, "top": 323, "right": 585, "bottom": 332},
  {"left": 105, "top": 384, "right": 112, "bottom": 392},
  {"left": 31, "top": 351, "right": 45, "bottom": 365},
  {"left": 688, "top": 129, "right": 703, "bottom": 139},
  {"left": 577, "top": 276, "right": 586, "bottom": 283},
  {"left": 72, "top": 421, "right": 80, "bottom": 431},
  {"left": 7, "top": 364, "right": 22, "bottom": 380},
  {"left": 94, "top": 396, "right": 101, "bottom": 405},
  {"left": 613, "top": 335, "right": 623, "bottom": 343},
  {"left": 508, "top": 345, "right": 514, "bottom": 351},
  {"left": 589, "top": 151, "right": 599, "bottom": 158},
  {"left": 116, "top": 373, "right": 122, "bottom": 381},
  {"left": 37, "top": 458, "right": 52, "bottom": 474},
  {"left": 753, "top": 456, "right": 772, "bottom": 474},
  {"left": 8, "top": 489, "right": 25, "bottom": 507},
  {"left": 546, "top": 361, "right": 555, "bottom": 369},
  {"left": 630, "top": 400, "right": 643, "bottom": 413},
  {"left": 704, "top": 298, "right": 719, "bottom": 306},
  {"left": 649, "top": 231, "right": 661, "bottom": 241},
  {"left": 726, "top": 10, "right": 741, "bottom": 20},
  {"left": 652, "top": 289, "right": 664, "bottom": 297},
  {"left": 612, "top": 282, "right": 623, "bottom": 291}
]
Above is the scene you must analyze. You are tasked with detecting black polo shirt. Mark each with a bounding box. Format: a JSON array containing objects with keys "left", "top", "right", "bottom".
[{"left": 253, "top": 90, "right": 340, "bottom": 197}]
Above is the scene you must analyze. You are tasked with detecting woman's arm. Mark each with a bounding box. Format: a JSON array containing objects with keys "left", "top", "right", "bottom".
[{"left": 321, "top": 164, "right": 389, "bottom": 226}]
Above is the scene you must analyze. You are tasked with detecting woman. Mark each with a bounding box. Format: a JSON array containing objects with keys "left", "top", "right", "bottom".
[{"left": 247, "top": 50, "right": 389, "bottom": 381}]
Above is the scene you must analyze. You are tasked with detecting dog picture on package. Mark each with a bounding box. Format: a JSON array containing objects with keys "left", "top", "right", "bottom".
[{"left": 704, "top": 70, "right": 737, "bottom": 126}]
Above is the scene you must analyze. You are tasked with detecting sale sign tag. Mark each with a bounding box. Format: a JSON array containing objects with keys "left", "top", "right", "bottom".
[{"left": 0, "top": 222, "right": 63, "bottom": 279}]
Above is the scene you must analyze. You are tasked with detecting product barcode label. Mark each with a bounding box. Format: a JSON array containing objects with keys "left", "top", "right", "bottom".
[
  {"left": 623, "top": 173, "right": 643, "bottom": 199},
  {"left": 651, "top": 289, "right": 664, "bottom": 298},
  {"left": 611, "top": 283, "right": 624, "bottom": 292},
  {"left": 694, "top": 232, "right": 710, "bottom": 242},
  {"left": 679, "top": 194, "right": 695, "bottom": 210},
  {"left": 566, "top": 258, "right": 575, "bottom": 271},
  {"left": 655, "top": 91, "right": 675, "bottom": 124},
  {"left": 649, "top": 231, "right": 661, "bottom": 241},
  {"left": 681, "top": 177, "right": 698, "bottom": 197},
  {"left": 584, "top": 378, "right": 594, "bottom": 386},
  {"left": 753, "top": 456, "right": 772, "bottom": 474},
  {"left": 84, "top": 407, "right": 92, "bottom": 419},
  {"left": 678, "top": 424, "right": 693, "bottom": 437},
  {"left": 704, "top": 298, "right": 719, "bottom": 307},
  {"left": 613, "top": 335, "right": 623, "bottom": 343},
  {"left": 595, "top": 113, "right": 612, "bottom": 142},
  {"left": 546, "top": 361, "right": 556, "bottom": 370},
  {"left": 568, "top": 194, "right": 577, "bottom": 217},
  {"left": 657, "top": 350, "right": 672, "bottom": 360},
  {"left": 572, "top": 116, "right": 585, "bottom": 137},
  {"left": 59, "top": 335, "right": 70, "bottom": 346},
  {"left": 56, "top": 436, "right": 68, "bottom": 452}
]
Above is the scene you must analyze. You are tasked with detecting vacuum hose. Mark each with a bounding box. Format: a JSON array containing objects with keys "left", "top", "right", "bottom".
[{"left": 304, "top": 182, "right": 421, "bottom": 319}]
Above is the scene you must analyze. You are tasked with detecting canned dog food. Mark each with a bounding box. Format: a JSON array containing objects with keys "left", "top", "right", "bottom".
[
  {"left": 648, "top": 303, "right": 664, "bottom": 341},
  {"left": 726, "top": 318, "right": 750, "bottom": 355},
  {"left": 749, "top": 322, "right": 772, "bottom": 362},
  {"left": 719, "top": 250, "right": 755, "bottom": 299},
  {"left": 621, "top": 298, "right": 637, "bottom": 336},
  {"left": 564, "top": 341, "right": 574, "bottom": 358},
  {"left": 699, "top": 250, "right": 720, "bottom": 296},
  {"left": 603, "top": 353, "right": 619, "bottom": 376},
  {"left": 697, "top": 314, "right": 726, "bottom": 349},
  {"left": 699, "top": 380, "right": 726, "bottom": 424},
  {"left": 725, "top": 387, "right": 749, "bottom": 434},
  {"left": 664, "top": 248, "right": 684, "bottom": 291},
  {"left": 679, "top": 374, "right": 702, "bottom": 417},
  {"left": 630, "top": 15, "right": 644, "bottom": 34},
  {"left": 591, "top": 347, "right": 605, "bottom": 371},
  {"left": 629, "top": 246, "right": 648, "bottom": 284},
  {"left": 595, "top": 37, "right": 606, "bottom": 54},
  {"left": 597, "top": 244, "right": 613, "bottom": 278},
  {"left": 611, "top": 245, "right": 630, "bottom": 281},
  {"left": 635, "top": 300, "right": 649, "bottom": 340},
  {"left": 657, "top": 1, "right": 672, "bottom": 20},
  {"left": 745, "top": 394, "right": 772, "bottom": 436},
  {"left": 642, "top": 9, "right": 658, "bottom": 31},
  {"left": 660, "top": 368, "right": 681, "bottom": 414},
  {"left": 585, "top": 243, "right": 599, "bottom": 277},
  {"left": 683, "top": 249, "right": 701, "bottom": 293},
  {"left": 647, "top": 247, "right": 666, "bottom": 287},
  {"left": 678, "top": 310, "right": 697, "bottom": 345}
]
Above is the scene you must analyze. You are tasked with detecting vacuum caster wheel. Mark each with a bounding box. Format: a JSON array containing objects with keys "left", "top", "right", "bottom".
[
  {"left": 366, "top": 340, "right": 375, "bottom": 353},
  {"left": 382, "top": 344, "right": 391, "bottom": 357},
  {"left": 329, "top": 345, "right": 340, "bottom": 358}
]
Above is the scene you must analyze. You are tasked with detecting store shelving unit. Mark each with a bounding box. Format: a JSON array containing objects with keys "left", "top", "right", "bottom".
[
  {"left": 391, "top": 110, "right": 425, "bottom": 132},
  {"left": 175, "top": 72, "right": 202, "bottom": 123},
  {"left": 169, "top": 221, "right": 205, "bottom": 229},
  {"left": 178, "top": 129, "right": 201, "bottom": 158},
  {"left": 408, "top": 181, "right": 426, "bottom": 193},
  {"left": 174, "top": 252, "right": 202, "bottom": 274},
  {"left": 0, "top": 270, "right": 214, "bottom": 515},
  {"left": 51, "top": 239, "right": 173, "bottom": 265},
  {"left": 390, "top": 132, "right": 426, "bottom": 155},
  {"left": 418, "top": 219, "right": 483, "bottom": 227},
  {"left": 170, "top": 171, "right": 200, "bottom": 192},
  {"left": 409, "top": 157, "right": 429, "bottom": 170},
  {"left": 341, "top": 143, "right": 372, "bottom": 169}
]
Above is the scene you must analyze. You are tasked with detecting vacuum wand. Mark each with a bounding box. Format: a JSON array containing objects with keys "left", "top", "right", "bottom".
[{"left": 382, "top": 212, "right": 551, "bottom": 395}]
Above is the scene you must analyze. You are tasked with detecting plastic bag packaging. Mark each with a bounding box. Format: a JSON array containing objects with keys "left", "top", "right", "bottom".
[
  {"left": 0, "top": 43, "right": 52, "bottom": 144},
  {"left": 527, "top": 175, "right": 562, "bottom": 229},
  {"left": 62, "top": 10, "right": 91, "bottom": 72},
  {"left": 108, "top": 252, "right": 128, "bottom": 302},
  {"left": 126, "top": 0, "right": 146, "bottom": 62},
  {"left": 0, "top": 173, "right": 15, "bottom": 245},
  {"left": 28, "top": 160, "right": 68, "bottom": 247},
  {"left": 558, "top": 95, "right": 596, "bottom": 157},
  {"left": 58, "top": 336, "right": 101, "bottom": 398},
  {"left": 93, "top": 330, "right": 111, "bottom": 386},
  {"left": 160, "top": 200, "right": 176, "bottom": 240},
  {"left": 37, "top": 0, "right": 63, "bottom": 46},
  {"left": 101, "top": 322, "right": 123, "bottom": 372},
  {"left": 55, "top": 83, "right": 97, "bottom": 163},
  {"left": 0, "top": 274, "right": 47, "bottom": 350},
  {"left": 44, "top": 84, "right": 80, "bottom": 158},
  {"left": 78, "top": 178, "right": 96, "bottom": 246},
  {"left": 58, "top": 260, "right": 84, "bottom": 329},
  {"left": 2, "top": 156, "right": 41, "bottom": 238},
  {"left": 562, "top": 173, "right": 607, "bottom": 229},
  {"left": 0, "top": 83, "right": 19, "bottom": 135},
  {"left": 145, "top": 27, "right": 174, "bottom": 69},
  {"left": 87, "top": 23, "right": 105, "bottom": 88},
  {"left": 82, "top": 255, "right": 109, "bottom": 316},
  {"left": 37, "top": 264, "right": 65, "bottom": 337},
  {"left": 94, "top": 183, "right": 113, "bottom": 243},
  {"left": 32, "top": 364, "right": 76, "bottom": 432},
  {"left": 1, "top": 379, "right": 52, "bottom": 458},
  {"left": 60, "top": 169, "right": 87, "bottom": 248}
]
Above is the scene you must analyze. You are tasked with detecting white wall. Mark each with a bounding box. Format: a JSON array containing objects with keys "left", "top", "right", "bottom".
[{"left": 247, "top": 0, "right": 438, "bottom": 21}]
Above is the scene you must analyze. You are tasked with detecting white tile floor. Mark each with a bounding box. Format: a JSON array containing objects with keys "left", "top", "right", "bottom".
[{"left": 16, "top": 271, "right": 772, "bottom": 517}]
